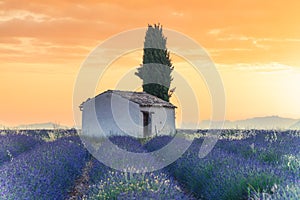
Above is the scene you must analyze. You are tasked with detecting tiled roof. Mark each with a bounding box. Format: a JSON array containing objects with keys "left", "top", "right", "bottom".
[{"left": 101, "top": 90, "right": 176, "bottom": 108}]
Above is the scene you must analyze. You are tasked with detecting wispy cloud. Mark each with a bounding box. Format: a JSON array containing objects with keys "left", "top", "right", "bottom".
[
  {"left": 218, "top": 34, "right": 300, "bottom": 43},
  {"left": 207, "top": 26, "right": 300, "bottom": 53},
  {"left": 0, "top": 37, "right": 91, "bottom": 64},
  {"left": 207, "top": 28, "right": 227, "bottom": 36},
  {"left": 217, "top": 62, "right": 297, "bottom": 73},
  {"left": 208, "top": 48, "right": 253, "bottom": 53},
  {"left": 207, "top": 29, "right": 221, "bottom": 36},
  {"left": 171, "top": 11, "right": 184, "bottom": 17},
  {"left": 0, "top": 10, "right": 51, "bottom": 22}
]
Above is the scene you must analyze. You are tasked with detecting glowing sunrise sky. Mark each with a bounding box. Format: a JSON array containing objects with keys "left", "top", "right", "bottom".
[{"left": 1, "top": 0, "right": 300, "bottom": 127}]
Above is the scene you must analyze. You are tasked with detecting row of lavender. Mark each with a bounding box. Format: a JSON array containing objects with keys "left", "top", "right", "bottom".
[
  {"left": 0, "top": 134, "right": 44, "bottom": 166},
  {"left": 0, "top": 134, "right": 194, "bottom": 199},
  {"left": 0, "top": 129, "right": 78, "bottom": 141},
  {"left": 79, "top": 130, "right": 300, "bottom": 199},
  {"left": 84, "top": 136, "right": 194, "bottom": 199},
  {"left": 0, "top": 135, "right": 90, "bottom": 199},
  {"left": 144, "top": 130, "right": 300, "bottom": 199},
  {"left": 0, "top": 130, "right": 299, "bottom": 199}
]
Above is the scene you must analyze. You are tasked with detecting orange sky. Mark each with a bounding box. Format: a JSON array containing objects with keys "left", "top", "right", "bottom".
[{"left": 1, "top": 0, "right": 300, "bottom": 127}]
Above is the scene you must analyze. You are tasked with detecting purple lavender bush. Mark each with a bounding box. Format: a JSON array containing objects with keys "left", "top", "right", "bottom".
[
  {"left": 86, "top": 169, "right": 193, "bottom": 199},
  {"left": 84, "top": 136, "right": 193, "bottom": 199},
  {"left": 0, "top": 134, "right": 44, "bottom": 165},
  {"left": 0, "top": 136, "right": 89, "bottom": 199},
  {"left": 248, "top": 181, "right": 300, "bottom": 199},
  {"left": 109, "top": 136, "right": 147, "bottom": 153},
  {"left": 144, "top": 130, "right": 299, "bottom": 200}
]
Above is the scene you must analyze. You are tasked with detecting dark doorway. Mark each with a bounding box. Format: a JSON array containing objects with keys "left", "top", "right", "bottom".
[{"left": 142, "top": 112, "right": 151, "bottom": 137}]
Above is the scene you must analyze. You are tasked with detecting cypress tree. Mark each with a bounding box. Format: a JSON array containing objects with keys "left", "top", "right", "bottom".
[{"left": 135, "top": 24, "right": 174, "bottom": 102}]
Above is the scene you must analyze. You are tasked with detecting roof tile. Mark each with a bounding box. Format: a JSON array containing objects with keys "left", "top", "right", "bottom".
[{"left": 106, "top": 90, "right": 176, "bottom": 108}]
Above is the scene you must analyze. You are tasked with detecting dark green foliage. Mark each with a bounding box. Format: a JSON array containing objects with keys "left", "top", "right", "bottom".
[
  {"left": 223, "top": 173, "right": 280, "bottom": 200},
  {"left": 258, "top": 149, "right": 281, "bottom": 164},
  {"left": 135, "top": 24, "right": 174, "bottom": 102}
]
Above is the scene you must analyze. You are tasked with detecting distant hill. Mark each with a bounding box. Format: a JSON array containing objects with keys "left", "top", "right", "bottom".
[
  {"left": 199, "top": 116, "right": 299, "bottom": 130},
  {"left": 234, "top": 116, "right": 298, "bottom": 129},
  {"left": 14, "top": 122, "right": 71, "bottom": 130},
  {"left": 290, "top": 120, "right": 300, "bottom": 129},
  {"left": 2, "top": 117, "right": 299, "bottom": 130},
  {"left": 198, "top": 120, "right": 232, "bottom": 129}
]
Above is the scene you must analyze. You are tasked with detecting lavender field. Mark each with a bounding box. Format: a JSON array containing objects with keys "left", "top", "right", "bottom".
[{"left": 0, "top": 129, "right": 299, "bottom": 199}]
